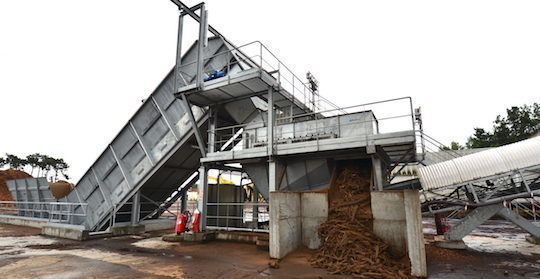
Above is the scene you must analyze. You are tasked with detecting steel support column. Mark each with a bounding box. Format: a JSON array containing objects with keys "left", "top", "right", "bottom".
[
  {"left": 267, "top": 86, "right": 277, "bottom": 193},
  {"left": 173, "top": 10, "right": 184, "bottom": 92},
  {"left": 198, "top": 165, "right": 209, "bottom": 230},
  {"left": 372, "top": 155, "right": 384, "bottom": 191},
  {"left": 208, "top": 108, "right": 217, "bottom": 153},
  {"left": 131, "top": 190, "right": 141, "bottom": 225},
  {"left": 195, "top": 4, "right": 207, "bottom": 88}
]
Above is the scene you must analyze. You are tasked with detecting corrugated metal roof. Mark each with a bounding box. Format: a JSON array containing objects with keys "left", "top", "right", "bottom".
[{"left": 418, "top": 136, "right": 540, "bottom": 190}]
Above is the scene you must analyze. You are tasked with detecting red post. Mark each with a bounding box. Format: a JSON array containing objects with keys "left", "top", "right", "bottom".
[{"left": 192, "top": 209, "right": 201, "bottom": 233}]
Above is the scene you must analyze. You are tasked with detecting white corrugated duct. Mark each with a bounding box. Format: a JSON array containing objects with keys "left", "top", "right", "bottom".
[{"left": 418, "top": 136, "right": 540, "bottom": 190}]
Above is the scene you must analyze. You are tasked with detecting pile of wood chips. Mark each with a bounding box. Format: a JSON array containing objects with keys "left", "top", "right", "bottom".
[{"left": 310, "top": 167, "right": 413, "bottom": 279}]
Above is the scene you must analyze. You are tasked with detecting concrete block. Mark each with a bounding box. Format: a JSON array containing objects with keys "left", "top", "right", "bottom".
[
  {"left": 183, "top": 232, "right": 216, "bottom": 242},
  {"left": 435, "top": 240, "right": 467, "bottom": 250},
  {"left": 371, "top": 190, "right": 427, "bottom": 278},
  {"left": 301, "top": 192, "right": 328, "bottom": 249},
  {"left": 112, "top": 224, "right": 145, "bottom": 236},
  {"left": 371, "top": 191, "right": 406, "bottom": 221},
  {"left": 373, "top": 219, "right": 407, "bottom": 256},
  {"left": 215, "top": 231, "right": 259, "bottom": 243},
  {"left": 270, "top": 192, "right": 302, "bottom": 259},
  {"left": 162, "top": 232, "right": 216, "bottom": 242},
  {"left": 371, "top": 191, "right": 407, "bottom": 256},
  {"left": 162, "top": 234, "right": 184, "bottom": 242},
  {"left": 301, "top": 192, "right": 328, "bottom": 218},
  {"left": 302, "top": 217, "right": 326, "bottom": 249},
  {"left": 42, "top": 223, "right": 89, "bottom": 241},
  {"left": 404, "top": 190, "right": 427, "bottom": 278},
  {"left": 140, "top": 219, "right": 176, "bottom": 232}
]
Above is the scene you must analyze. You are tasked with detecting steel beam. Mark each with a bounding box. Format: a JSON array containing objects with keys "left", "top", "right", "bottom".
[
  {"left": 109, "top": 145, "right": 132, "bottom": 188},
  {"left": 169, "top": 0, "right": 233, "bottom": 48},
  {"left": 445, "top": 203, "right": 503, "bottom": 241},
  {"left": 498, "top": 207, "right": 540, "bottom": 238},
  {"left": 179, "top": 94, "right": 207, "bottom": 157},
  {"left": 150, "top": 96, "right": 180, "bottom": 140},
  {"left": 129, "top": 121, "right": 155, "bottom": 166}
]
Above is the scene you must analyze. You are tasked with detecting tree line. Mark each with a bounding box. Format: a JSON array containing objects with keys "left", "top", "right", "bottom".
[
  {"left": 442, "top": 103, "right": 540, "bottom": 150},
  {"left": 0, "top": 153, "right": 70, "bottom": 181}
]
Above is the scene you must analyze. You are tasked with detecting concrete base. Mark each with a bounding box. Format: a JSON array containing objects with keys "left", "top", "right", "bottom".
[
  {"left": 0, "top": 215, "right": 48, "bottom": 228},
  {"left": 162, "top": 232, "right": 216, "bottom": 242},
  {"left": 215, "top": 231, "right": 260, "bottom": 243},
  {"left": 140, "top": 219, "right": 176, "bottom": 232},
  {"left": 371, "top": 190, "right": 427, "bottom": 278},
  {"left": 435, "top": 240, "right": 467, "bottom": 250},
  {"left": 526, "top": 235, "right": 540, "bottom": 245},
  {"left": 112, "top": 224, "right": 145, "bottom": 236},
  {"left": 269, "top": 191, "right": 329, "bottom": 259},
  {"left": 42, "top": 223, "right": 90, "bottom": 241}
]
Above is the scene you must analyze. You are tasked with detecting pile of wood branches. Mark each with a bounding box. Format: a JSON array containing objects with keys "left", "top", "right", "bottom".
[{"left": 310, "top": 167, "right": 413, "bottom": 279}]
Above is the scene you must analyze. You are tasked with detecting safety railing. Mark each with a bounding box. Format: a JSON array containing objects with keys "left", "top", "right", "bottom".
[
  {"left": 0, "top": 201, "right": 87, "bottom": 225},
  {"left": 175, "top": 40, "right": 342, "bottom": 114},
  {"left": 206, "top": 202, "right": 269, "bottom": 233},
  {"left": 416, "top": 132, "right": 464, "bottom": 164},
  {"left": 208, "top": 97, "right": 415, "bottom": 154}
]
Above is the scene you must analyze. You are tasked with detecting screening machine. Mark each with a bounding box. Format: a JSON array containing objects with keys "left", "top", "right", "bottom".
[
  {"left": 3, "top": 1, "right": 423, "bottom": 235},
  {"left": 418, "top": 136, "right": 540, "bottom": 242}
]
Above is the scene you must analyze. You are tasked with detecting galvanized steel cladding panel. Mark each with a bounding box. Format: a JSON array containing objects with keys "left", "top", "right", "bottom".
[
  {"left": 61, "top": 37, "right": 238, "bottom": 230},
  {"left": 7, "top": 177, "right": 54, "bottom": 203},
  {"left": 419, "top": 136, "right": 540, "bottom": 190},
  {"left": 246, "top": 111, "right": 376, "bottom": 146}
]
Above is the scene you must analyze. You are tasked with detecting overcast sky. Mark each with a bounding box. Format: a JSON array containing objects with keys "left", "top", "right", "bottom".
[{"left": 1, "top": 0, "right": 539, "bottom": 182}]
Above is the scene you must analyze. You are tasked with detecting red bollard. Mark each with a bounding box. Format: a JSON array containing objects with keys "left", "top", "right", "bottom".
[
  {"left": 192, "top": 209, "right": 201, "bottom": 233},
  {"left": 175, "top": 213, "right": 188, "bottom": 235},
  {"left": 434, "top": 213, "right": 449, "bottom": 235}
]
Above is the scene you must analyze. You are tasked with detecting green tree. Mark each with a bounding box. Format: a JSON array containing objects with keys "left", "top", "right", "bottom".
[
  {"left": 41, "top": 155, "right": 56, "bottom": 179},
  {"left": 52, "top": 158, "right": 69, "bottom": 181},
  {"left": 5, "top": 154, "right": 27, "bottom": 170},
  {"left": 440, "top": 141, "right": 465, "bottom": 151},
  {"left": 26, "top": 153, "right": 41, "bottom": 176},
  {"left": 467, "top": 103, "right": 540, "bottom": 148}
]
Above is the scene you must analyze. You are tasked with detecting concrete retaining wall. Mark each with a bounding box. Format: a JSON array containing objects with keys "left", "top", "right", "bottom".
[
  {"left": 0, "top": 215, "right": 48, "bottom": 228},
  {"left": 301, "top": 192, "right": 328, "bottom": 249},
  {"left": 270, "top": 192, "right": 302, "bottom": 259},
  {"left": 371, "top": 190, "right": 427, "bottom": 278},
  {"left": 269, "top": 191, "right": 328, "bottom": 259}
]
